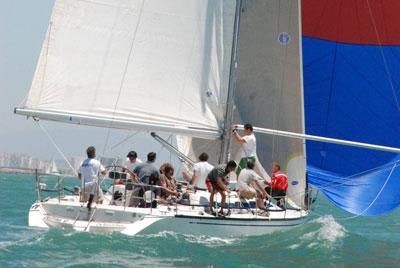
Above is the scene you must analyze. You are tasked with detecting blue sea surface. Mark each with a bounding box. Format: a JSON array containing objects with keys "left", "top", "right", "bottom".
[{"left": 0, "top": 173, "right": 399, "bottom": 267}]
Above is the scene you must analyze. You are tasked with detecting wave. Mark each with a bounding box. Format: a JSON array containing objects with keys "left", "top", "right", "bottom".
[
  {"left": 300, "top": 215, "right": 346, "bottom": 249},
  {"left": 138, "top": 230, "right": 239, "bottom": 248},
  {"left": 0, "top": 224, "right": 46, "bottom": 252}
]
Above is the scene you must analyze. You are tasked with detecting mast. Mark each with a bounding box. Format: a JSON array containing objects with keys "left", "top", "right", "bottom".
[{"left": 219, "top": 0, "right": 242, "bottom": 164}]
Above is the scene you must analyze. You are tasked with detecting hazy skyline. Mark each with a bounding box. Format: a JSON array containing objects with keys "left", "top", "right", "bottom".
[{"left": 0, "top": 0, "right": 180, "bottom": 167}]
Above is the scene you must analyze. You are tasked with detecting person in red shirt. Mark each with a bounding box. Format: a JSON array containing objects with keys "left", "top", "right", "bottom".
[{"left": 264, "top": 161, "right": 288, "bottom": 209}]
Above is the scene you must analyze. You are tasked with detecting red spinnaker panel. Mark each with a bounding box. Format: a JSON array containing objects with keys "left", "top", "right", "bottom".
[{"left": 302, "top": 0, "right": 400, "bottom": 45}]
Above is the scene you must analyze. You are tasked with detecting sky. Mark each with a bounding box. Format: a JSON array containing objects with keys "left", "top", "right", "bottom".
[{"left": 0, "top": 0, "right": 179, "bottom": 166}]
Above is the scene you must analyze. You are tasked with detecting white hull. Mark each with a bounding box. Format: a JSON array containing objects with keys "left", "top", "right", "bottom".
[{"left": 29, "top": 195, "right": 309, "bottom": 237}]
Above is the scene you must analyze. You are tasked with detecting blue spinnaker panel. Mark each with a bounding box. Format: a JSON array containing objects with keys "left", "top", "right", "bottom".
[
  {"left": 303, "top": 37, "right": 400, "bottom": 175},
  {"left": 308, "top": 158, "right": 400, "bottom": 216},
  {"left": 302, "top": 33, "right": 400, "bottom": 214}
]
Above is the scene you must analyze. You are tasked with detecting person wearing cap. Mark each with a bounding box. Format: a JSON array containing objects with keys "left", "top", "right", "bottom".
[{"left": 124, "top": 150, "right": 142, "bottom": 174}]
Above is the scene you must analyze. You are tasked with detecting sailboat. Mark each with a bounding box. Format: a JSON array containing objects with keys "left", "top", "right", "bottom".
[
  {"left": 44, "top": 159, "right": 60, "bottom": 176},
  {"left": 14, "top": 0, "right": 400, "bottom": 236}
]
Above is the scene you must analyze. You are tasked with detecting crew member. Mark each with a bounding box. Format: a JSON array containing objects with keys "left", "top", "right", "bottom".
[
  {"left": 132, "top": 152, "right": 160, "bottom": 207},
  {"left": 237, "top": 160, "right": 270, "bottom": 215},
  {"left": 78, "top": 146, "right": 106, "bottom": 209},
  {"left": 159, "top": 164, "right": 180, "bottom": 204},
  {"left": 190, "top": 152, "right": 214, "bottom": 189},
  {"left": 205, "top": 160, "right": 237, "bottom": 216},
  {"left": 265, "top": 161, "right": 288, "bottom": 209},
  {"left": 232, "top": 123, "right": 257, "bottom": 175},
  {"left": 124, "top": 150, "right": 142, "bottom": 174}
]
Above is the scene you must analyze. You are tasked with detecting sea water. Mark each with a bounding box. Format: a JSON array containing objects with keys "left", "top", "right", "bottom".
[{"left": 0, "top": 173, "right": 399, "bottom": 267}]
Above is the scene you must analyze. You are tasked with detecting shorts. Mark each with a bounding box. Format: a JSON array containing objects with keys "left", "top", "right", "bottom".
[
  {"left": 82, "top": 181, "right": 104, "bottom": 202},
  {"left": 205, "top": 177, "right": 225, "bottom": 193}
]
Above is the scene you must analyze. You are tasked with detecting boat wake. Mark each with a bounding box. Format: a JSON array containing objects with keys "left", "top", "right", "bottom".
[
  {"left": 0, "top": 224, "right": 46, "bottom": 252},
  {"left": 139, "top": 230, "right": 238, "bottom": 247}
]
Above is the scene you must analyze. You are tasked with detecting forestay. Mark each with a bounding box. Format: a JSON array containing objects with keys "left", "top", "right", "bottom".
[{"left": 16, "top": 0, "right": 236, "bottom": 139}]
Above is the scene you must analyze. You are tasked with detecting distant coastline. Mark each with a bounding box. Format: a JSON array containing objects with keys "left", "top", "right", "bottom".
[{"left": 0, "top": 167, "right": 44, "bottom": 175}]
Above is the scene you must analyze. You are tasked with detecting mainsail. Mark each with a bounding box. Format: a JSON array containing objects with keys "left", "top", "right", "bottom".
[
  {"left": 303, "top": 0, "right": 400, "bottom": 215},
  {"left": 16, "top": 0, "right": 237, "bottom": 139}
]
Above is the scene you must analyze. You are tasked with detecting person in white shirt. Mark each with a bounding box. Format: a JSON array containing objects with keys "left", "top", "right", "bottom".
[
  {"left": 237, "top": 160, "right": 270, "bottom": 213},
  {"left": 232, "top": 123, "right": 257, "bottom": 175},
  {"left": 78, "top": 146, "right": 106, "bottom": 208},
  {"left": 190, "top": 152, "right": 214, "bottom": 189},
  {"left": 123, "top": 150, "right": 142, "bottom": 176}
]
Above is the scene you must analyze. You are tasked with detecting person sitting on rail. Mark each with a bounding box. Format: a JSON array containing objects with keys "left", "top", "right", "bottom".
[
  {"left": 237, "top": 160, "right": 270, "bottom": 215},
  {"left": 264, "top": 161, "right": 288, "bottom": 209},
  {"left": 205, "top": 160, "right": 237, "bottom": 216},
  {"left": 158, "top": 164, "right": 180, "bottom": 204}
]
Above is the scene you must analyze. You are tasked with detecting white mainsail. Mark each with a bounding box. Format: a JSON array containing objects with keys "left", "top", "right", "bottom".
[
  {"left": 16, "top": 0, "right": 237, "bottom": 139},
  {"left": 235, "top": 0, "right": 306, "bottom": 207}
]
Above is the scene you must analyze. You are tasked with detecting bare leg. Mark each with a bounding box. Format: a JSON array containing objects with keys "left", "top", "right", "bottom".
[
  {"left": 256, "top": 197, "right": 265, "bottom": 209},
  {"left": 219, "top": 191, "right": 226, "bottom": 214},
  {"left": 209, "top": 190, "right": 215, "bottom": 212}
]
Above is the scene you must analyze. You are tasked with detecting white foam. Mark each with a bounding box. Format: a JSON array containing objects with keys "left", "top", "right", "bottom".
[
  {"left": 141, "top": 231, "right": 238, "bottom": 247},
  {"left": 141, "top": 230, "right": 179, "bottom": 239},
  {"left": 315, "top": 215, "right": 346, "bottom": 243},
  {"left": 301, "top": 215, "right": 346, "bottom": 248},
  {"left": 0, "top": 225, "right": 45, "bottom": 251},
  {"left": 183, "top": 234, "right": 238, "bottom": 247}
]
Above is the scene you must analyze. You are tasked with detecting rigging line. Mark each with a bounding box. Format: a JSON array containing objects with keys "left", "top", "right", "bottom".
[
  {"left": 308, "top": 156, "right": 399, "bottom": 190},
  {"left": 309, "top": 165, "right": 394, "bottom": 192},
  {"left": 366, "top": 0, "right": 400, "bottom": 112},
  {"left": 35, "top": 120, "right": 78, "bottom": 177},
  {"left": 102, "top": 0, "right": 146, "bottom": 155},
  {"left": 110, "top": 131, "right": 139, "bottom": 150},
  {"left": 333, "top": 160, "right": 399, "bottom": 221}
]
